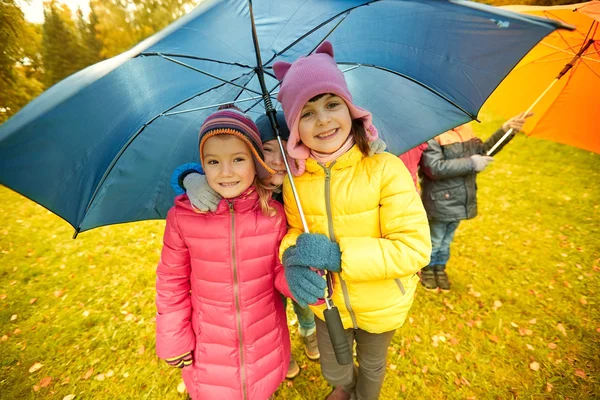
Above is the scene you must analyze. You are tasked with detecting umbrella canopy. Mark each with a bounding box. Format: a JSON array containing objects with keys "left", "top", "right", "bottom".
[
  {"left": 0, "top": 0, "right": 569, "bottom": 233},
  {"left": 483, "top": 1, "right": 599, "bottom": 154}
]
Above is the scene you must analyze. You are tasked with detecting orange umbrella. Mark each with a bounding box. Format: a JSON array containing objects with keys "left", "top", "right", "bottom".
[{"left": 483, "top": 1, "right": 599, "bottom": 154}]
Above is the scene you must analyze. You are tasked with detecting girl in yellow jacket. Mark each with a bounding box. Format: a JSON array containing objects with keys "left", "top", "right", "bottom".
[{"left": 273, "top": 41, "right": 431, "bottom": 400}]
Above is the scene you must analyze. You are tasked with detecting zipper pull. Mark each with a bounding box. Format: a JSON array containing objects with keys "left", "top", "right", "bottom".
[{"left": 228, "top": 201, "right": 234, "bottom": 213}]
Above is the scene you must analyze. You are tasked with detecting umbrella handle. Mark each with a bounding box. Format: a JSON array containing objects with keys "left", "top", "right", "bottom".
[{"left": 323, "top": 305, "right": 354, "bottom": 365}]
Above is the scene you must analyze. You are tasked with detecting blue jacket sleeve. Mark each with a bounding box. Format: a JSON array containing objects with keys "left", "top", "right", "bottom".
[{"left": 170, "top": 163, "right": 204, "bottom": 195}]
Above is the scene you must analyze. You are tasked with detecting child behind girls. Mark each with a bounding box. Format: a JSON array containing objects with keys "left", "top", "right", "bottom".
[
  {"left": 155, "top": 106, "right": 315, "bottom": 399},
  {"left": 273, "top": 42, "right": 432, "bottom": 400}
]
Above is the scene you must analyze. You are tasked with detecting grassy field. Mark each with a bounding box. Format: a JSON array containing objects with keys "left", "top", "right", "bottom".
[{"left": 1, "top": 115, "right": 599, "bottom": 399}]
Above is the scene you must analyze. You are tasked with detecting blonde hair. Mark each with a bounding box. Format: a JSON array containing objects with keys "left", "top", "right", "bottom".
[{"left": 255, "top": 177, "right": 277, "bottom": 217}]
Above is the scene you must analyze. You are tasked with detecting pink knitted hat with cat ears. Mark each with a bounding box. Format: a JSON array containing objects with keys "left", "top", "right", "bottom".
[{"left": 273, "top": 41, "right": 378, "bottom": 175}]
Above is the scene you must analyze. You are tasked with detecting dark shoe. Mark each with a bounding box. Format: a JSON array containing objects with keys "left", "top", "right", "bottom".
[
  {"left": 326, "top": 386, "right": 351, "bottom": 400},
  {"left": 302, "top": 332, "right": 320, "bottom": 360},
  {"left": 286, "top": 358, "right": 300, "bottom": 379},
  {"left": 435, "top": 269, "right": 451, "bottom": 292},
  {"left": 420, "top": 266, "right": 438, "bottom": 291}
]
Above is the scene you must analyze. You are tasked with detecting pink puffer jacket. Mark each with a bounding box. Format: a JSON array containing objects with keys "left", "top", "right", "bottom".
[{"left": 156, "top": 190, "right": 291, "bottom": 400}]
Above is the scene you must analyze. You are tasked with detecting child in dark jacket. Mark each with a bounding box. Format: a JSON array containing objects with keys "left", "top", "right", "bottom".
[{"left": 418, "top": 112, "right": 532, "bottom": 291}]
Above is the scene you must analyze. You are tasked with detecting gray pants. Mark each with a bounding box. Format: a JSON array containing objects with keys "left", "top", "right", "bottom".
[{"left": 315, "top": 317, "right": 396, "bottom": 400}]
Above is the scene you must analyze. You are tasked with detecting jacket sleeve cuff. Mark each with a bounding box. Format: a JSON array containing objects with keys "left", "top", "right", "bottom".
[{"left": 155, "top": 309, "right": 196, "bottom": 359}]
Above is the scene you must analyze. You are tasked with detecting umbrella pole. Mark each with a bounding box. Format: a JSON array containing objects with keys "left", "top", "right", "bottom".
[
  {"left": 487, "top": 37, "right": 595, "bottom": 156},
  {"left": 248, "top": 0, "right": 352, "bottom": 365},
  {"left": 486, "top": 79, "right": 557, "bottom": 156}
]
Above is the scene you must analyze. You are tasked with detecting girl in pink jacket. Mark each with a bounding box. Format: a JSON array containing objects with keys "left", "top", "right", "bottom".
[{"left": 155, "top": 106, "right": 312, "bottom": 399}]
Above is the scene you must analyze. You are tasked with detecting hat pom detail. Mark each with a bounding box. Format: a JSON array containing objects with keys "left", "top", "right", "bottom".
[
  {"left": 273, "top": 61, "right": 292, "bottom": 81},
  {"left": 315, "top": 41, "right": 334, "bottom": 57}
]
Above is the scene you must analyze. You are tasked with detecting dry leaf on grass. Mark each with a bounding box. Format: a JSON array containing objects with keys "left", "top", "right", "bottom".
[
  {"left": 574, "top": 369, "right": 586, "bottom": 379},
  {"left": 177, "top": 381, "right": 187, "bottom": 394},
  {"left": 29, "top": 298, "right": 37, "bottom": 304},
  {"left": 528, "top": 318, "right": 537, "bottom": 325},
  {"left": 389, "top": 364, "right": 397, "bottom": 371},
  {"left": 39, "top": 377, "right": 52, "bottom": 388},
  {"left": 530, "top": 361, "right": 540, "bottom": 371},
  {"left": 546, "top": 382, "right": 553, "bottom": 392},
  {"left": 489, "top": 335, "right": 500, "bottom": 344},
  {"left": 493, "top": 300, "right": 503, "bottom": 310},
  {"left": 10, "top": 314, "right": 17, "bottom": 321},
  {"left": 63, "top": 395, "right": 75, "bottom": 400},
  {"left": 556, "top": 323, "right": 567, "bottom": 337},
  {"left": 526, "top": 344, "right": 534, "bottom": 350},
  {"left": 547, "top": 343, "right": 557, "bottom": 349},
  {"left": 29, "top": 363, "right": 43, "bottom": 373},
  {"left": 95, "top": 374, "right": 105, "bottom": 381},
  {"left": 82, "top": 368, "right": 93, "bottom": 380}
]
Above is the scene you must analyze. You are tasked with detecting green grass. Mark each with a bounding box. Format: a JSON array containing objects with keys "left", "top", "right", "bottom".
[{"left": 1, "top": 115, "right": 599, "bottom": 399}]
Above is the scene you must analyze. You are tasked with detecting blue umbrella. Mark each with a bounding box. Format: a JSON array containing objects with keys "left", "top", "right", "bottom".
[{"left": 0, "top": 0, "right": 570, "bottom": 234}]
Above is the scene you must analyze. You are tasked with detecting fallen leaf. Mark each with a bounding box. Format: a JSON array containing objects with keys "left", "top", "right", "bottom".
[
  {"left": 10, "top": 280, "right": 17, "bottom": 286},
  {"left": 408, "top": 317, "right": 414, "bottom": 324},
  {"left": 123, "top": 372, "right": 129, "bottom": 378},
  {"left": 547, "top": 343, "right": 557, "bottom": 349},
  {"left": 574, "top": 370, "right": 586, "bottom": 379},
  {"left": 106, "top": 370, "right": 114, "bottom": 378},
  {"left": 33, "top": 385, "right": 40, "bottom": 392},
  {"left": 29, "top": 363, "right": 43, "bottom": 373},
  {"left": 579, "top": 298, "right": 587, "bottom": 305},
  {"left": 63, "top": 395, "right": 75, "bottom": 400},
  {"left": 461, "top": 376, "right": 471, "bottom": 386},
  {"left": 389, "top": 364, "right": 397, "bottom": 371},
  {"left": 526, "top": 344, "right": 534, "bottom": 350},
  {"left": 510, "top": 322, "right": 519, "bottom": 328},
  {"left": 401, "top": 384, "right": 407, "bottom": 393},
  {"left": 525, "top": 329, "right": 533, "bottom": 336},
  {"left": 61, "top": 377, "right": 70, "bottom": 385},
  {"left": 1, "top": 335, "right": 7, "bottom": 341},
  {"left": 449, "top": 337, "right": 459, "bottom": 346},
  {"left": 0, "top": 294, "right": 6, "bottom": 300},
  {"left": 39, "top": 377, "right": 52, "bottom": 388},
  {"left": 530, "top": 361, "right": 540, "bottom": 371},
  {"left": 493, "top": 300, "right": 503, "bottom": 310},
  {"left": 29, "top": 298, "right": 37, "bottom": 304},
  {"left": 556, "top": 323, "right": 567, "bottom": 337},
  {"left": 53, "top": 289, "right": 64, "bottom": 298},
  {"left": 422, "top": 366, "right": 429, "bottom": 374},
  {"left": 455, "top": 353, "right": 463, "bottom": 362},
  {"left": 10, "top": 314, "right": 17, "bottom": 321},
  {"left": 414, "top": 336, "right": 421, "bottom": 343},
  {"left": 489, "top": 335, "right": 500, "bottom": 343},
  {"left": 177, "top": 381, "right": 187, "bottom": 394},
  {"left": 137, "top": 345, "right": 145, "bottom": 355},
  {"left": 528, "top": 318, "right": 537, "bottom": 325},
  {"left": 82, "top": 310, "right": 89, "bottom": 318},
  {"left": 95, "top": 374, "right": 105, "bottom": 381},
  {"left": 14, "top": 328, "right": 21, "bottom": 335},
  {"left": 546, "top": 383, "right": 553, "bottom": 392},
  {"left": 82, "top": 368, "right": 93, "bottom": 380}
]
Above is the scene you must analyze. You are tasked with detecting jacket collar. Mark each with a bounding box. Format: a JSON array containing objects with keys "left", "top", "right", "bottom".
[
  {"left": 305, "top": 144, "right": 364, "bottom": 173},
  {"left": 214, "top": 186, "right": 260, "bottom": 214}
]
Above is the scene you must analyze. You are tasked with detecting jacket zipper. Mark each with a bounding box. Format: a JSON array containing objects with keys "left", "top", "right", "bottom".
[
  {"left": 322, "top": 163, "right": 358, "bottom": 329},
  {"left": 230, "top": 201, "right": 247, "bottom": 400}
]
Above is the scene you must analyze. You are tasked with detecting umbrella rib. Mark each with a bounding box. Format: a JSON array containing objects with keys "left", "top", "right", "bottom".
[
  {"left": 158, "top": 54, "right": 262, "bottom": 95},
  {"left": 262, "top": 1, "right": 377, "bottom": 66},
  {"left": 139, "top": 52, "right": 253, "bottom": 69},
  {"left": 80, "top": 73, "right": 255, "bottom": 225},
  {"left": 336, "top": 62, "right": 477, "bottom": 119}
]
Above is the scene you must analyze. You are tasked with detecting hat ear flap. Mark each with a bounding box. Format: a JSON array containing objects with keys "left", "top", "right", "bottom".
[
  {"left": 315, "top": 41, "right": 334, "bottom": 58},
  {"left": 273, "top": 61, "right": 292, "bottom": 81}
]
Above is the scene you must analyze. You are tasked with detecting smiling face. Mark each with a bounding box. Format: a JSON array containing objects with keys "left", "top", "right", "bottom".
[
  {"left": 202, "top": 135, "right": 256, "bottom": 199},
  {"left": 262, "top": 139, "right": 288, "bottom": 187},
  {"left": 298, "top": 93, "right": 353, "bottom": 154}
]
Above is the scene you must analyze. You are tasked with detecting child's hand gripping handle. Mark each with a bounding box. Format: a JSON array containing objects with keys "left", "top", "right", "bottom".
[{"left": 323, "top": 302, "right": 353, "bottom": 365}]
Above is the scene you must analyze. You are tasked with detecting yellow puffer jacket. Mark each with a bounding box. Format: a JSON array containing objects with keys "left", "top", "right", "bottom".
[{"left": 280, "top": 145, "right": 431, "bottom": 333}]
